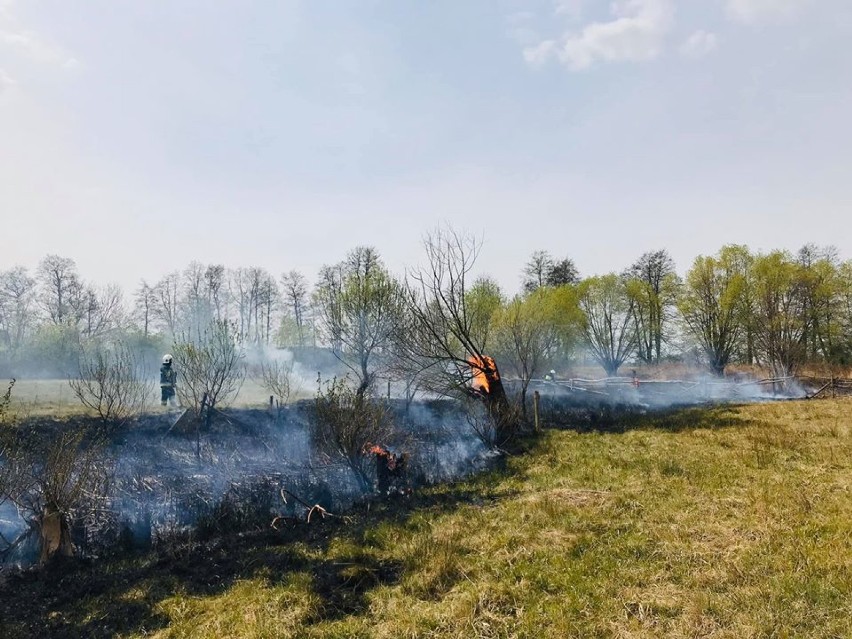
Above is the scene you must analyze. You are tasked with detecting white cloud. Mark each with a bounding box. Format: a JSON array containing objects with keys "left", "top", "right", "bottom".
[
  {"left": 0, "top": 4, "right": 78, "bottom": 68},
  {"left": 524, "top": 0, "right": 675, "bottom": 71},
  {"left": 680, "top": 30, "right": 717, "bottom": 57},
  {"left": 725, "top": 0, "right": 809, "bottom": 24},
  {"left": 554, "top": 0, "right": 585, "bottom": 20}
]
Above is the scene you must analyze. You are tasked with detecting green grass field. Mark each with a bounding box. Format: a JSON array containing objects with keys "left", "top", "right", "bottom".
[{"left": 2, "top": 399, "right": 851, "bottom": 638}]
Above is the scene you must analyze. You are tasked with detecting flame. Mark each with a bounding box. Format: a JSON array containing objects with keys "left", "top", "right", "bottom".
[
  {"left": 366, "top": 444, "right": 389, "bottom": 456},
  {"left": 468, "top": 355, "right": 498, "bottom": 395}
]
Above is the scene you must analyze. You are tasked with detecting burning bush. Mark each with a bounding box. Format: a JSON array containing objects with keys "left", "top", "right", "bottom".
[{"left": 311, "top": 377, "right": 395, "bottom": 492}]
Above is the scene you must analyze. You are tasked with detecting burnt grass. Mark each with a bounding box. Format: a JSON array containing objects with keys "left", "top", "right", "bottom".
[
  {"left": 0, "top": 471, "right": 515, "bottom": 639},
  {"left": 0, "top": 396, "right": 771, "bottom": 638}
]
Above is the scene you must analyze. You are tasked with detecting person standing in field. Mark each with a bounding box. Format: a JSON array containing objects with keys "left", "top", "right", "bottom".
[{"left": 160, "top": 354, "right": 177, "bottom": 407}]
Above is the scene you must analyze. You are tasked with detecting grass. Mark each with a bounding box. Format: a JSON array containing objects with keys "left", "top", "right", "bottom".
[
  {"left": 5, "top": 378, "right": 312, "bottom": 417},
  {"left": 2, "top": 399, "right": 851, "bottom": 638}
]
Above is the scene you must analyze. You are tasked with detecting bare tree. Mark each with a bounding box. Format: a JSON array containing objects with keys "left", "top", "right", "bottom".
[
  {"left": 401, "top": 228, "right": 512, "bottom": 434},
  {"left": 133, "top": 280, "right": 157, "bottom": 339},
  {"left": 68, "top": 342, "right": 153, "bottom": 424},
  {"left": 80, "top": 284, "right": 125, "bottom": 339},
  {"left": 0, "top": 267, "right": 37, "bottom": 357},
  {"left": 37, "top": 255, "right": 85, "bottom": 326},
  {"left": 204, "top": 264, "right": 227, "bottom": 321},
  {"left": 255, "top": 355, "right": 299, "bottom": 408},
  {"left": 281, "top": 270, "right": 309, "bottom": 347},
  {"left": 154, "top": 272, "right": 182, "bottom": 336},
  {"left": 522, "top": 250, "right": 555, "bottom": 293}
]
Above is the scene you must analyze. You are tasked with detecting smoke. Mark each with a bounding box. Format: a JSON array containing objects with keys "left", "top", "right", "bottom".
[{"left": 525, "top": 372, "right": 808, "bottom": 422}]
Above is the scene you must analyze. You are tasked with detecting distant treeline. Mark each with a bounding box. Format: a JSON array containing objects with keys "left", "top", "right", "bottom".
[{"left": 1, "top": 242, "right": 850, "bottom": 380}]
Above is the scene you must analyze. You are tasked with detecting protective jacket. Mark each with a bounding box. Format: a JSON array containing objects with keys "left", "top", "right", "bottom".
[{"left": 160, "top": 364, "right": 176, "bottom": 387}]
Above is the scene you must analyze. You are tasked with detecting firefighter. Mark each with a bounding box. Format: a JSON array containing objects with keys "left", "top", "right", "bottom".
[{"left": 160, "top": 354, "right": 177, "bottom": 406}]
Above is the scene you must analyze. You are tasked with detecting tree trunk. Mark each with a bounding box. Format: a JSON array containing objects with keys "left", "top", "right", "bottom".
[{"left": 39, "top": 506, "right": 74, "bottom": 565}]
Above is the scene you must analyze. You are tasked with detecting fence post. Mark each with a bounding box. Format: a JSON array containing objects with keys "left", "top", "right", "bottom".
[{"left": 533, "top": 390, "right": 541, "bottom": 433}]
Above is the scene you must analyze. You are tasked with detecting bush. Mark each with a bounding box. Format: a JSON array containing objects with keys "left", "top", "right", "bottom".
[
  {"left": 69, "top": 342, "right": 153, "bottom": 424},
  {"left": 311, "top": 377, "right": 395, "bottom": 491}
]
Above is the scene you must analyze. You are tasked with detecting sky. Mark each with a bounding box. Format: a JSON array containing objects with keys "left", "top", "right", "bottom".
[{"left": 1, "top": 0, "right": 851, "bottom": 296}]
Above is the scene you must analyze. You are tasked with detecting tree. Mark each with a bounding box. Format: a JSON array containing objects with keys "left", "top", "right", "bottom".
[
  {"left": 625, "top": 249, "right": 679, "bottom": 364},
  {"left": 281, "top": 270, "right": 309, "bottom": 348},
  {"left": 466, "top": 276, "right": 504, "bottom": 352},
  {"left": 314, "top": 247, "right": 403, "bottom": 399},
  {"left": 400, "top": 228, "right": 514, "bottom": 444},
  {"left": 255, "top": 355, "right": 299, "bottom": 408},
  {"left": 0, "top": 426, "right": 111, "bottom": 565},
  {"left": 153, "top": 272, "right": 182, "bottom": 336},
  {"left": 796, "top": 244, "right": 843, "bottom": 363},
  {"left": 751, "top": 251, "right": 808, "bottom": 377},
  {"left": 134, "top": 280, "right": 157, "bottom": 339},
  {"left": 0, "top": 267, "right": 37, "bottom": 358},
  {"left": 204, "top": 264, "right": 227, "bottom": 322},
  {"left": 79, "top": 284, "right": 124, "bottom": 339},
  {"left": 173, "top": 320, "right": 246, "bottom": 418},
  {"left": 522, "top": 250, "right": 554, "bottom": 293},
  {"left": 68, "top": 342, "right": 153, "bottom": 424},
  {"left": 494, "top": 286, "right": 582, "bottom": 417},
  {"left": 547, "top": 258, "right": 580, "bottom": 287},
  {"left": 678, "top": 246, "right": 749, "bottom": 376},
  {"left": 578, "top": 274, "right": 636, "bottom": 376},
  {"left": 37, "top": 255, "right": 84, "bottom": 326}
]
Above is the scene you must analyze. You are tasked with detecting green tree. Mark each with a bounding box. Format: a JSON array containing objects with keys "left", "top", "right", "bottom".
[
  {"left": 679, "top": 246, "right": 749, "bottom": 376},
  {"left": 624, "top": 249, "right": 679, "bottom": 364},
  {"left": 314, "top": 247, "right": 404, "bottom": 399},
  {"left": 578, "top": 274, "right": 636, "bottom": 377},
  {"left": 751, "top": 251, "right": 808, "bottom": 377},
  {"left": 465, "top": 276, "right": 504, "bottom": 353},
  {"left": 494, "top": 286, "right": 582, "bottom": 417}
]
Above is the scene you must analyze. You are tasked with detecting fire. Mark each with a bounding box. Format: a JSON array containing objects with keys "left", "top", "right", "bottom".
[
  {"left": 468, "top": 354, "right": 498, "bottom": 395},
  {"left": 367, "top": 444, "right": 389, "bottom": 456}
]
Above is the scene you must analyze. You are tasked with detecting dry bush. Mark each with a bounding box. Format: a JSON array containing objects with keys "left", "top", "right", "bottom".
[
  {"left": 0, "top": 379, "right": 13, "bottom": 424},
  {"left": 311, "top": 377, "right": 395, "bottom": 491},
  {"left": 255, "top": 356, "right": 300, "bottom": 407},
  {"left": 69, "top": 343, "right": 153, "bottom": 424}
]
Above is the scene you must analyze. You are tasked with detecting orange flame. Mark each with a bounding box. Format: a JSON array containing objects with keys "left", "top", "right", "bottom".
[
  {"left": 468, "top": 355, "right": 498, "bottom": 395},
  {"left": 366, "top": 444, "right": 389, "bottom": 456}
]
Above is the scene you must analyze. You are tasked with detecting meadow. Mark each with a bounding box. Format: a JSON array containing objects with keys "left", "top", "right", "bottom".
[{"left": 1, "top": 398, "right": 850, "bottom": 638}]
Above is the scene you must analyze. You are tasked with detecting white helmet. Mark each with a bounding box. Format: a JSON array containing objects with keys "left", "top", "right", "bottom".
[{"left": 163, "top": 354, "right": 173, "bottom": 365}]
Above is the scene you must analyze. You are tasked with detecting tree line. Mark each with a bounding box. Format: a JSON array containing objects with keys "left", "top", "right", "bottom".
[{"left": 1, "top": 239, "right": 851, "bottom": 387}]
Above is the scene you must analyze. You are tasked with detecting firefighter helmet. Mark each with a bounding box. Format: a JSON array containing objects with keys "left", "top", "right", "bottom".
[{"left": 162, "top": 354, "right": 173, "bottom": 365}]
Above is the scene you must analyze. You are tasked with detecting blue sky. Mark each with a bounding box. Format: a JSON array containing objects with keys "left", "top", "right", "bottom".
[{"left": 1, "top": 0, "right": 851, "bottom": 295}]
